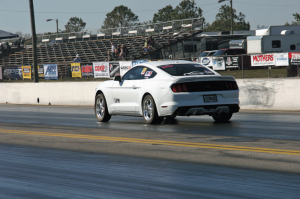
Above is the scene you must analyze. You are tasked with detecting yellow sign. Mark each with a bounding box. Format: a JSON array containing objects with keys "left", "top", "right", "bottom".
[
  {"left": 22, "top": 66, "right": 31, "bottom": 79},
  {"left": 71, "top": 63, "right": 82, "bottom": 78}
]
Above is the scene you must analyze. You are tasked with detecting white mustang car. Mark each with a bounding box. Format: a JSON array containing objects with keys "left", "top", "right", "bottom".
[{"left": 94, "top": 60, "right": 239, "bottom": 124}]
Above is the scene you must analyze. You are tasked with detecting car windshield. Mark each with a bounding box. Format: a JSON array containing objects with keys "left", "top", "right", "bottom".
[
  {"left": 212, "top": 50, "right": 226, "bottom": 56},
  {"left": 158, "top": 64, "right": 215, "bottom": 76},
  {"left": 198, "top": 52, "right": 209, "bottom": 57}
]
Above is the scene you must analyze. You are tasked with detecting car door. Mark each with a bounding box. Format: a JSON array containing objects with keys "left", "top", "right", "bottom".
[{"left": 111, "top": 66, "right": 145, "bottom": 114}]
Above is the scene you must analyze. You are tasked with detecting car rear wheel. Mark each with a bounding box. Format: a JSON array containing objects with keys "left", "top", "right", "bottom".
[
  {"left": 212, "top": 112, "right": 233, "bottom": 122},
  {"left": 143, "top": 95, "right": 164, "bottom": 124},
  {"left": 95, "top": 93, "right": 111, "bottom": 122}
]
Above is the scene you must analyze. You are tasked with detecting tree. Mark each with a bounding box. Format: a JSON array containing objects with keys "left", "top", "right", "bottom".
[
  {"left": 152, "top": 0, "right": 203, "bottom": 23},
  {"left": 204, "top": 5, "right": 250, "bottom": 32},
  {"left": 15, "top": 31, "right": 23, "bottom": 38},
  {"left": 173, "top": 0, "right": 203, "bottom": 20},
  {"left": 285, "top": 12, "right": 300, "bottom": 25},
  {"left": 101, "top": 5, "right": 139, "bottom": 30},
  {"left": 153, "top": 5, "right": 175, "bottom": 23},
  {"left": 65, "top": 17, "right": 86, "bottom": 32}
]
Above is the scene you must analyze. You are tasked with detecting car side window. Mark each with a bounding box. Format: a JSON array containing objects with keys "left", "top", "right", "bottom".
[
  {"left": 122, "top": 66, "right": 157, "bottom": 80},
  {"left": 123, "top": 66, "right": 145, "bottom": 80},
  {"left": 139, "top": 66, "right": 157, "bottom": 79}
]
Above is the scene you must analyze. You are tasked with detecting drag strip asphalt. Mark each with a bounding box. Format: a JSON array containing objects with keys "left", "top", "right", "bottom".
[{"left": 0, "top": 104, "right": 300, "bottom": 173}]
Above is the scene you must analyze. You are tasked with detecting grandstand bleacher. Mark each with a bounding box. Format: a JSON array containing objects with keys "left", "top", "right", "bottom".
[{"left": 0, "top": 18, "right": 204, "bottom": 78}]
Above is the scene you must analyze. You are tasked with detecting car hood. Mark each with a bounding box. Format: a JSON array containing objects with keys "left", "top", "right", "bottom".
[{"left": 170, "top": 75, "right": 236, "bottom": 83}]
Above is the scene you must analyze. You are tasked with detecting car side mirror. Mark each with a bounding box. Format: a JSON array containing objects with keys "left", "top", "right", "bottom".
[{"left": 114, "top": 75, "right": 122, "bottom": 81}]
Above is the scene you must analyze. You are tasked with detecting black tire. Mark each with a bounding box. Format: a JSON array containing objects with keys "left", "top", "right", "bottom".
[
  {"left": 142, "top": 95, "right": 164, "bottom": 124},
  {"left": 94, "top": 93, "right": 111, "bottom": 122},
  {"left": 212, "top": 112, "right": 233, "bottom": 122}
]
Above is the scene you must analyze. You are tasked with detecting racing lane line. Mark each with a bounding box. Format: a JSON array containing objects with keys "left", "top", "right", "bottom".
[{"left": 1, "top": 128, "right": 300, "bottom": 156}]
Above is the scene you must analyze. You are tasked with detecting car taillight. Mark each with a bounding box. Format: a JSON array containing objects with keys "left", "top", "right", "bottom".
[
  {"left": 225, "top": 81, "right": 238, "bottom": 90},
  {"left": 171, "top": 83, "right": 188, "bottom": 92}
]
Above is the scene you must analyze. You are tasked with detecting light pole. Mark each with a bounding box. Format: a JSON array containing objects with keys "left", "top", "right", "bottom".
[
  {"left": 218, "top": 0, "right": 233, "bottom": 35},
  {"left": 46, "top": 19, "right": 58, "bottom": 33},
  {"left": 29, "top": 0, "right": 38, "bottom": 83}
]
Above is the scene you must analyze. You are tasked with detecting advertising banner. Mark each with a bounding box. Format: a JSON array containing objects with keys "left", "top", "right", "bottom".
[
  {"left": 71, "top": 63, "right": 82, "bottom": 78},
  {"left": 38, "top": 65, "right": 44, "bottom": 77},
  {"left": 251, "top": 54, "right": 275, "bottom": 66},
  {"left": 44, "top": 64, "right": 58, "bottom": 80},
  {"left": 132, "top": 60, "right": 149, "bottom": 67},
  {"left": 120, "top": 61, "right": 132, "bottom": 76},
  {"left": 289, "top": 52, "right": 300, "bottom": 65},
  {"left": 3, "top": 66, "right": 22, "bottom": 79},
  {"left": 199, "top": 57, "right": 213, "bottom": 68},
  {"left": 225, "top": 56, "right": 239, "bottom": 69},
  {"left": 32, "top": 65, "right": 43, "bottom": 77},
  {"left": 21, "top": 66, "right": 31, "bottom": 79},
  {"left": 81, "top": 64, "right": 93, "bottom": 77},
  {"left": 212, "top": 57, "right": 225, "bottom": 71},
  {"left": 0, "top": 67, "right": 2, "bottom": 81},
  {"left": 108, "top": 62, "right": 120, "bottom": 78},
  {"left": 93, "top": 62, "right": 110, "bottom": 78},
  {"left": 274, "top": 53, "right": 289, "bottom": 66}
]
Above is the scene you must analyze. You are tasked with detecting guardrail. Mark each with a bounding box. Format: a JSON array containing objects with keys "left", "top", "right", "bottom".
[{"left": 37, "top": 18, "right": 204, "bottom": 44}]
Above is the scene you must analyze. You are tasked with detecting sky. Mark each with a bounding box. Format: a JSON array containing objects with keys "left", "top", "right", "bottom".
[{"left": 1, "top": 0, "right": 300, "bottom": 36}]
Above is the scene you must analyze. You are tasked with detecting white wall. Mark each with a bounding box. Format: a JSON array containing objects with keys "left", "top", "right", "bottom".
[
  {"left": 237, "top": 78, "right": 300, "bottom": 110},
  {"left": 0, "top": 82, "right": 99, "bottom": 106},
  {"left": 0, "top": 79, "right": 300, "bottom": 110}
]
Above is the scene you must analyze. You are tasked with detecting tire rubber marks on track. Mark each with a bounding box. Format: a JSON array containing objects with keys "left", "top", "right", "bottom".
[{"left": 0, "top": 128, "right": 300, "bottom": 156}]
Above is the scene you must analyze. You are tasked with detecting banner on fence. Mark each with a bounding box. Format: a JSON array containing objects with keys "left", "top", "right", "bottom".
[
  {"left": 81, "top": 64, "right": 93, "bottom": 77},
  {"left": 21, "top": 66, "right": 31, "bottom": 79},
  {"left": 38, "top": 65, "right": 44, "bottom": 77},
  {"left": 212, "top": 57, "right": 225, "bottom": 70},
  {"left": 71, "top": 63, "right": 82, "bottom": 78},
  {"left": 44, "top": 64, "right": 58, "bottom": 80},
  {"left": 32, "top": 65, "right": 43, "bottom": 77},
  {"left": 120, "top": 61, "right": 132, "bottom": 76},
  {"left": 251, "top": 54, "right": 275, "bottom": 66},
  {"left": 93, "top": 62, "right": 110, "bottom": 78},
  {"left": 289, "top": 52, "right": 300, "bottom": 65},
  {"left": 3, "top": 66, "right": 22, "bottom": 79},
  {"left": 108, "top": 62, "right": 120, "bottom": 78},
  {"left": 225, "top": 56, "right": 239, "bottom": 69},
  {"left": 132, "top": 60, "right": 149, "bottom": 67},
  {"left": 199, "top": 57, "right": 213, "bottom": 68},
  {"left": 274, "top": 53, "right": 289, "bottom": 66}
]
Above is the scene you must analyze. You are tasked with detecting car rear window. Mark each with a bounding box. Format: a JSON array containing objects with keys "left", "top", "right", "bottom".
[
  {"left": 212, "top": 50, "right": 226, "bottom": 56},
  {"left": 198, "top": 52, "right": 209, "bottom": 57},
  {"left": 158, "top": 64, "right": 215, "bottom": 76}
]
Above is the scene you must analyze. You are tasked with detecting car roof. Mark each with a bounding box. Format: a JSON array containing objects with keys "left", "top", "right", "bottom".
[{"left": 141, "top": 60, "right": 195, "bottom": 68}]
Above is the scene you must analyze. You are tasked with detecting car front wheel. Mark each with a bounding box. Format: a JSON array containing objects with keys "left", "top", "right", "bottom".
[
  {"left": 142, "top": 95, "right": 164, "bottom": 124},
  {"left": 212, "top": 112, "right": 233, "bottom": 122},
  {"left": 94, "top": 93, "right": 111, "bottom": 122}
]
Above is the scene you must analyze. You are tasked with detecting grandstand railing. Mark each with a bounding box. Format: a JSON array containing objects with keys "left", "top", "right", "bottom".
[{"left": 38, "top": 18, "right": 204, "bottom": 44}]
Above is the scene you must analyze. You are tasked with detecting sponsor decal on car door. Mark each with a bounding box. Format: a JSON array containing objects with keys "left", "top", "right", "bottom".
[{"left": 111, "top": 80, "right": 141, "bottom": 114}]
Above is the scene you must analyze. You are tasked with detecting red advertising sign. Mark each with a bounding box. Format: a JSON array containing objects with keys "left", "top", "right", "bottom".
[
  {"left": 251, "top": 54, "right": 275, "bottom": 66},
  {"left": 81, "top": 65, "right": 93, "bottom": 77},
  {"left": 289, "top": 52, "right": 300, "bottom": 65},
  {"left": 94, "top": 65, "right": 106, "bottom": 71}
]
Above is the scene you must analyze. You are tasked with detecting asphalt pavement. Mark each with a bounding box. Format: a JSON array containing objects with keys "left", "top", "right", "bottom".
[{"left": 0, "top": 104, "right": 300, "bottom": 198}]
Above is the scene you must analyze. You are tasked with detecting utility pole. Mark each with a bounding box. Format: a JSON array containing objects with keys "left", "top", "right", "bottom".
[
  {"left": 56, "top": 19, "right": 58, "bottom": 33},
  {"left": 230, "top": 0, "right": 233, "bottom": 35},
  {"left": 29, "top": 0, "right": 38, "bottom": 83}
]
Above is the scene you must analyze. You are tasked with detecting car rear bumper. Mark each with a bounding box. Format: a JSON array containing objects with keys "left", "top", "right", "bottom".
[{"left": 172, "top": 104, "right": 240, "bottom": 116}]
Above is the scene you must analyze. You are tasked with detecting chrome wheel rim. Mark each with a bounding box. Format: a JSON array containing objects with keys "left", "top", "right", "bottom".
[
  {"left": 96, "top": 97, "right": 105, "bottom": 119},
  {"left": 143, "top": 98, "right": 153, "bottom": 121}
]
